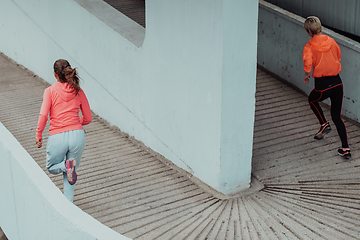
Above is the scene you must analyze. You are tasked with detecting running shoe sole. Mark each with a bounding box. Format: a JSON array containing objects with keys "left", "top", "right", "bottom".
[
  {"left": 66, "top": 158, "right": 77, "bottom": 185},
  {"left": 338, "top": 149, "right": 351, "bottom": 159},
  {"left": 314, "top": 126, "right": 331, "bottom": 140}
]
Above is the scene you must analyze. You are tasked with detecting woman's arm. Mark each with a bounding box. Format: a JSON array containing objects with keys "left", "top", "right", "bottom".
[
  {"left": 36, "top": 88, "right": 52, "bottom": 146},
  {"left": 79, "top": 90, "right": 92, "bottom": 125},
  {"left": 303, "top": 43, "right": 313, "bottom": 74}
]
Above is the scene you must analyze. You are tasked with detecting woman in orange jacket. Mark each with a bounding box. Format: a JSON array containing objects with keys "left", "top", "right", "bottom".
[{"left": 303, "top": 16, "right": 351, "bottom": 159}]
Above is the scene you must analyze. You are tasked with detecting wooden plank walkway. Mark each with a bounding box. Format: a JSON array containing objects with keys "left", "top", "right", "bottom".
[
  {"left": 0, "top": 227, "right": 7, "bottom": 240},
  {"left": 1, "top": 52, "right": 359, "bottom": 239}
]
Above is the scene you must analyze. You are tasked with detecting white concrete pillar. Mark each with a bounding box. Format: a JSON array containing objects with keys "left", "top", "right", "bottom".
[
  {"left": 219, "top": 0, "right": 258, "bottom": 194},
  {"left": 146, "top": 0, "right": 258, "bottom": 195}
]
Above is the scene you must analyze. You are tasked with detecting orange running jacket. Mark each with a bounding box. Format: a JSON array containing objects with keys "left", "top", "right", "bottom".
[{"left": 303, "top": 34, "right": 341, "bottom": 78}]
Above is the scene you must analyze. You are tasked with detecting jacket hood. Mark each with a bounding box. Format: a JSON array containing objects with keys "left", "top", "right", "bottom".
[
  {"left": 52, "top": 82, "right": 77, "bottom": 102},
  {"left": 309, "top": 34, "right": 332, "bottom": 52}
]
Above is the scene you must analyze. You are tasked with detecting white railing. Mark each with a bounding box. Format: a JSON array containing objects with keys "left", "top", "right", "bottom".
[{"left": 0, "top": 122, "right": 130, "bottom": 240}]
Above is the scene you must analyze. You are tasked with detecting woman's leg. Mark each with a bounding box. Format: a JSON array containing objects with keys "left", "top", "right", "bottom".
[
  {"left": 46, "top": 133, "right": 68, "bottom": 175},
  {"left": 63, "top": 130, "right": 86, "bottom": 202},
  {"left": 330, "top": 85, "right": 349, "bottom": 148},
  {"left": 308, "top": 89, "right": 327, "bottom": 125},
  {"left": 46, "top": 130, "right": 85, "bottom": 202}
]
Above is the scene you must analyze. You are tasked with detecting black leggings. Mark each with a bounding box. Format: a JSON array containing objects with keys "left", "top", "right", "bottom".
[{"left": 308, "top": 82, "right": 349, "bottom": 148}]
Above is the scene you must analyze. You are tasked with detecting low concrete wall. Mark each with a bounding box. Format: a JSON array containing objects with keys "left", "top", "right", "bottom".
[
  {"left": 258, "top": 0, "right": 360, "bottom": 122},
  {"left": 0, "top": 122, "right": 130, "bottom": 240}
]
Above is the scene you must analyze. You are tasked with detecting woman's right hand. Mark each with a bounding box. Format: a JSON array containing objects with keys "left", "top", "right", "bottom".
[
  {"left": 36, "top": 138, "right": 42, "bottom": 148},
  {"left": 304, "top": 72, "right": 311, "bottom": 84}
]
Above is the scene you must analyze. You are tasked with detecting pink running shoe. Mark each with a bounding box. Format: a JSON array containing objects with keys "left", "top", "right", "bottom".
[{"left": 65, "top": 158, "right": 77, "bottom": 185}]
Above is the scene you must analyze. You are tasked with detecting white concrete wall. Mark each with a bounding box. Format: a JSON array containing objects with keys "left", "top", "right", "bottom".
[
  {"left": 219, "top": 0, "right": 258, "bottom": 194},
  {"left": 258, "top": 0, "right": 360, "bottom": 122},
  {"left": 144, "top": 0, "right": 258, "bottom": 194},
  {"left": 0, "top": 0, "right": 258, "bottom": 195},
  {"left": 0, "top": 123, "right": 129, "bottom": 240}
]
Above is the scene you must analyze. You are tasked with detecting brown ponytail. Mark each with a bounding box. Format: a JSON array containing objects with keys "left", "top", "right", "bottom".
[{"left": 53, "top": 59, "right": 81, "bottom": 95}]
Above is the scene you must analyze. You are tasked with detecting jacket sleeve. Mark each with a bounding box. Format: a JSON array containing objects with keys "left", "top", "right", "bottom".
[
  {"left": 36, "top": 88, "right": 51, "bottom": 139},
  {"left": 333, "top": 39, "right": 341, "bottom": 62},
  {"left": 79, "top": 90, "right": 92, "bottom": 125},
  {"left": 303, "top": 43, "right": 313, "bottom": 73}
]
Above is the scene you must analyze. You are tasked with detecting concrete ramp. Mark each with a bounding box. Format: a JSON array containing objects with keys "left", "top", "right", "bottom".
[{"left": 1, "top": 52, "right": 359, "bottom": 239}]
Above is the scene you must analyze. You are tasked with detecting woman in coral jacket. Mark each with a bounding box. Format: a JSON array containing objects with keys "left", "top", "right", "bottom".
[
  {"left": 36, "top": 59, "right": 92, "bottom": 202},
  {"left": 303, "top": 16, "right": 350, "bottom": 159}
]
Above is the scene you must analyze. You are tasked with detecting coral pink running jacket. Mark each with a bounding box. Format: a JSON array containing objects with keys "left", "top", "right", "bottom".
[{"left": 36, "top": 82, "right": 92, "bottom": 139}]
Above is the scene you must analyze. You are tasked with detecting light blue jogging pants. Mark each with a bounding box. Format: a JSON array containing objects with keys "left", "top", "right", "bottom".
[{"left": 46, "top": 129, "right": 85, "bottom": 202}]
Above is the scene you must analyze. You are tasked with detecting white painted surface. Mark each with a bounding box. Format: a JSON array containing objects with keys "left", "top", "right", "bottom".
[
  {"left": 219, "top": 0, "right": 258, "bottom": 192},
  {"left": 0, "top": 123, "right": 130, "bottom": 240},
  {"left": 0, "top": 0, "right": 257, "bottom": 195},
  {"left": 74, "top": 0, "right": 145, "bottom": 47},
  {"left": 258, "top": 0, "right": 360, "bottom": 122}
]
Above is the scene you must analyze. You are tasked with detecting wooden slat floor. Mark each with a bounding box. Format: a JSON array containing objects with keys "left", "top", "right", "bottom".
[
  {"left": 1, "top": 52, "right": 359, "bottom": 239},
  {"left": 0, "top": 227, "right": 7, "bottom": 240}
]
